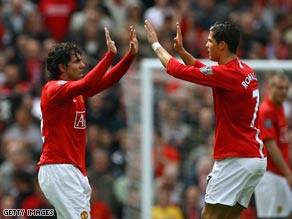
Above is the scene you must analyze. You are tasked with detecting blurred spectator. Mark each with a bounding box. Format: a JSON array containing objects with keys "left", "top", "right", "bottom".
[
  {"left": 0, "top": 139, "right": 35, "bottom": 195},
  {"left": 246, "top": 41, "right": 266, "bottom": 59},
  {"left": 0, "top": 194, "right": 16, "bottom": 219},
  {"left": 111, "top": 128, "right": 129, "bottom": 177},
  {"left": 2, "top": 0, "right": 35, "bottom": 47},
  {"left": 195, "top": 156, "right": 213, "bottom": 209},
  {"left": 2, "top": 106, "right": 43, "bottom": 159},
  {"left": 22, "top": 37, "right": 45, "bottom": 91},
  {"left": 0, "top": 1, "right": 6, "bottom": 50},
  {"left": 192, "top": 107, "right": 214, "bottom": 146},
  {"left": 90, "top": 186, "right": 113, "bottom": 219},
  {"left": 117, "top": 0, "right": 154, "bottom": 58},
  {"left": 87, "top": 148, "right": 119, "bottom": 218},
  {"left": 23, "top": 11, "right": 52, "bottom": 43},
  {"left": 0, "top": 52, "right": 7, "bottom": 84},
  {"left": 155, "top": 162, "right": 184, "bottom": 206},
  {"left": 104, "top": 0, "right": 137, "bottom": 31},
  {"left": 152, "top": 187, "right": 184, "bottom": 219},
  {"left": 70, "top": 1, "right": 113, "bottom": 34},
  {"left": 144, "top": 0, "right": 173, "bottom": 31},
  {"left": 264, "top": 27, "right": 290, "bottom": 59},
  {"left": 86, "top": 124, "right": 102, "bottom": 151},
  {"left": 21, "top": 176, "right": 56, "bottom": 219},
  {"left": 38, "top": 0, "right": 77, "bottom": 42},
  {"left": 69, "top": 19, "right": 107, "bottom": 68},
  {"left": 19, "top": 94, "right": 41, "bottom": 124},
  {"left": 152, "top": 131, "right": 180, "bottom": 178},
  {"left": 0, "top": 63, "right": 30, "bottom": 95},
  {"left": 159, "top": 104, "right": 190, "bottom": 148},
  {"left": 181, "top": 185, "right": 201, "bottom": 219},
  {"left": 12, "top": 169, "right": 34, "bottom": 209},
  {"left": 192, "top": 0, "right": 229, "bottom": 30},
  {"left": 239, "top": 9, "right": 270, "bottom": 58},
  {"left": 87, "top": 89, "right": 125, "bottom": 132},
  {"left": 0, "top": 63, "right": 30, "bottom": 124}
]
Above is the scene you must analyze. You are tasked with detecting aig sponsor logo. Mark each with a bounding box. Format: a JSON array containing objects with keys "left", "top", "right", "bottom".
[{"left": 74, "top": 111, "right": 86, "bottom": 129}]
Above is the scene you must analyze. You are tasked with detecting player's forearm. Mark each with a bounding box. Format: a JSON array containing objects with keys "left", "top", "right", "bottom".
[
  {"left": 266, "top": 141, "right": 292, "bottom": 177},
  {"left": 177, "top": 48, "right": 196, "bottom": 66},
  {"left": 84, "top": 51, "right": 115, "bottom": 85},
  {"left": 88, "top": 52, "right": 136, "bottom": 95},
  {"left": 65, "top": 51, "right": 115, "bottom": 98},
  {"left": 154, "top": 46, "right": 172, "bottom": 68}
]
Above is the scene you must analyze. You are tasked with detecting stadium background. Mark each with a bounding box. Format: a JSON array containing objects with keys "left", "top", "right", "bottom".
[{"left": 0, "top": 0, "right": 292, "bottom": 219}]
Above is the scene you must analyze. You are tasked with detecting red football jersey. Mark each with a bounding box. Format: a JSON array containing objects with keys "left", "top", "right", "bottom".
[
  {"left": 38, "top": 52, "right": 135, "bottom": 175},
  {"left": 38, "top": 0, "right": 77, "bottom": 42},
  {"left": 259, "top": 98, "right": 290, "bottom": 176},
  {"left": 166, "top": 58, "right": 266, "bottom": 159}
]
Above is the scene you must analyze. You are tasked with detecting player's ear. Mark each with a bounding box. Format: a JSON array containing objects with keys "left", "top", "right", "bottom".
[
  {"left": 219, "top": 41, "right": 227, "bottom": 51},
  {"left": 58, "top": 63, "right": 67, "bottom": 74}
]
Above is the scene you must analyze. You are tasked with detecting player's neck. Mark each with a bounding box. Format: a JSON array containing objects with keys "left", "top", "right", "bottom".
[
  {"left": 217, "top": 53, "right": 237, "bottom": 65},
  {"left": 270, "top": 96, "right": 282, "bottom": 107}
]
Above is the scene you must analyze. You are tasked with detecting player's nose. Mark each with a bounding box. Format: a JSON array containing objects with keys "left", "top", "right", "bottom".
[{"left": 80, "top": 61, "right": 86, "bottom": 69}]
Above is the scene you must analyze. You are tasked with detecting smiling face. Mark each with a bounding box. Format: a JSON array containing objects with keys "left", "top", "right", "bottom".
[{"left": 61, "top": 52, "right": 86, "bottom": 81}]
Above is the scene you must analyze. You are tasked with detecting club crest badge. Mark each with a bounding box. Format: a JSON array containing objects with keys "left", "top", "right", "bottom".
[
  {"left": 80, "top": 211, "right": 88, "bottom": 219},
  {"left": 264, "top": 119, "right": 272, "bottom": 129},
  {"left": 200, "top": 66, "right": 213, "bottom": 75}
]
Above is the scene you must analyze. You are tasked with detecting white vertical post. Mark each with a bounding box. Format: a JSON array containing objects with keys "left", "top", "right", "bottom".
[{"left": 140, "top": 60, "right": 153, "bottom": 219}]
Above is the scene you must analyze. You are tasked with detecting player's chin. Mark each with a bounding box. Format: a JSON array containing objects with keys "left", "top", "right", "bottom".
[{"left": 209, "top": 55, "right": 215, "bottom": 61}]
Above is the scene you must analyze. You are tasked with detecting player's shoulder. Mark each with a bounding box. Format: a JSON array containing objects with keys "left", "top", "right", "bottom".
[
  {"left": 42, "top": 80, "right": 70, "bottom": 98},
  {"left": 46, "top": 80, "right": 69, "bottom": 89},
  {"left": 259, "top": 98, "right": 275, "bottom": 113}
]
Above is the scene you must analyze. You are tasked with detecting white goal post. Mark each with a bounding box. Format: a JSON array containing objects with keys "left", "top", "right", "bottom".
[{"left": 139, "top": 58, "right": 292, "bottom": 219}]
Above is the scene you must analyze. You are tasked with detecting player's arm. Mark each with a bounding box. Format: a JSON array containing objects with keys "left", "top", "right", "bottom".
[
  {"left": 48, "top": 27, "right": 117, "bottom": 100},
  {"left": 265, "top": 139, "right": 292, "bottom": 188},
  {"left": 84, "top": 26, "right": 138, "bottom": 96},
  {"left": 144, "top": 20, "right": 172, "bottom": 68},
  {"left": 80, "top": 26, "right": 117, "bottom": 86},
  {"left": 144, "top": 20, "right": 233, "bottom": 89},
  {"left": 173, "top": 22, "right": 197, "bottom": 66}
]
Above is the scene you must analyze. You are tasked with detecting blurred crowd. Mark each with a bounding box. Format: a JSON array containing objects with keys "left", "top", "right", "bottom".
[{"left": 0, "top": 0, "right": 292, "bottom": 219}]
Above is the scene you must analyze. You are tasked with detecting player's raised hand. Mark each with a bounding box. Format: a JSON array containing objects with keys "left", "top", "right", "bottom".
[
  {"left": 144, "top": 20, "right": 159, "bottom": 44},
  {"left": 104, "top": 27, "right": 117, "bottom": 54},
  {"left": 174, "top": 22, "right": 184, "bottom": 53},
  {"left": 129, "top": 26, "right": 138, "bottom": 55}
]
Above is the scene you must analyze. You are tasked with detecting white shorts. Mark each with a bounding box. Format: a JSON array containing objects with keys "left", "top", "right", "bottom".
[
  {"left": 38, "top": 164, "right": 92, "bottom": 219},
  {"left": 254, "top": 171, "right": 291, "bottom": 218},
  {"left": 205, "top": 157, "right": 267, "bottom": 208}
]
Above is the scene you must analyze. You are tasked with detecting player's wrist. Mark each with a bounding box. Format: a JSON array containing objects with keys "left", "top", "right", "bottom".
[{"left": 152, "top": 42, "right": 162, "bottom": 52}]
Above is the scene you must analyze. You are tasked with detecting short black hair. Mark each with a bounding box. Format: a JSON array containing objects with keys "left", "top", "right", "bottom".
[
  {"left": 46, "top": 42, "right": 82, "bottom": 80},
  {"left": 209, "top": 21, "right": 240, "bottom": 54}
]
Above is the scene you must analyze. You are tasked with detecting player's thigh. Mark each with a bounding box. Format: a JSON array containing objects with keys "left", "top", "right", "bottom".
[
  {"left": 205, "top": 157, "right": 266, "bottom": 208},
  {"left": 254, "top": 171, "right": 291, "bottom": 218},
  {"left": 38, "top": 164, "right": 92, "bottom": 219}
]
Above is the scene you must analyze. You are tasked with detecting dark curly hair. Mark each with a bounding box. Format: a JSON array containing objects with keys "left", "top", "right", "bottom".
[
  {"left": 209, "top": 21, "right": 240, "bottom": 54},
  {"left": 46, "top": 42, "right": 82, "bottom": 80}
]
